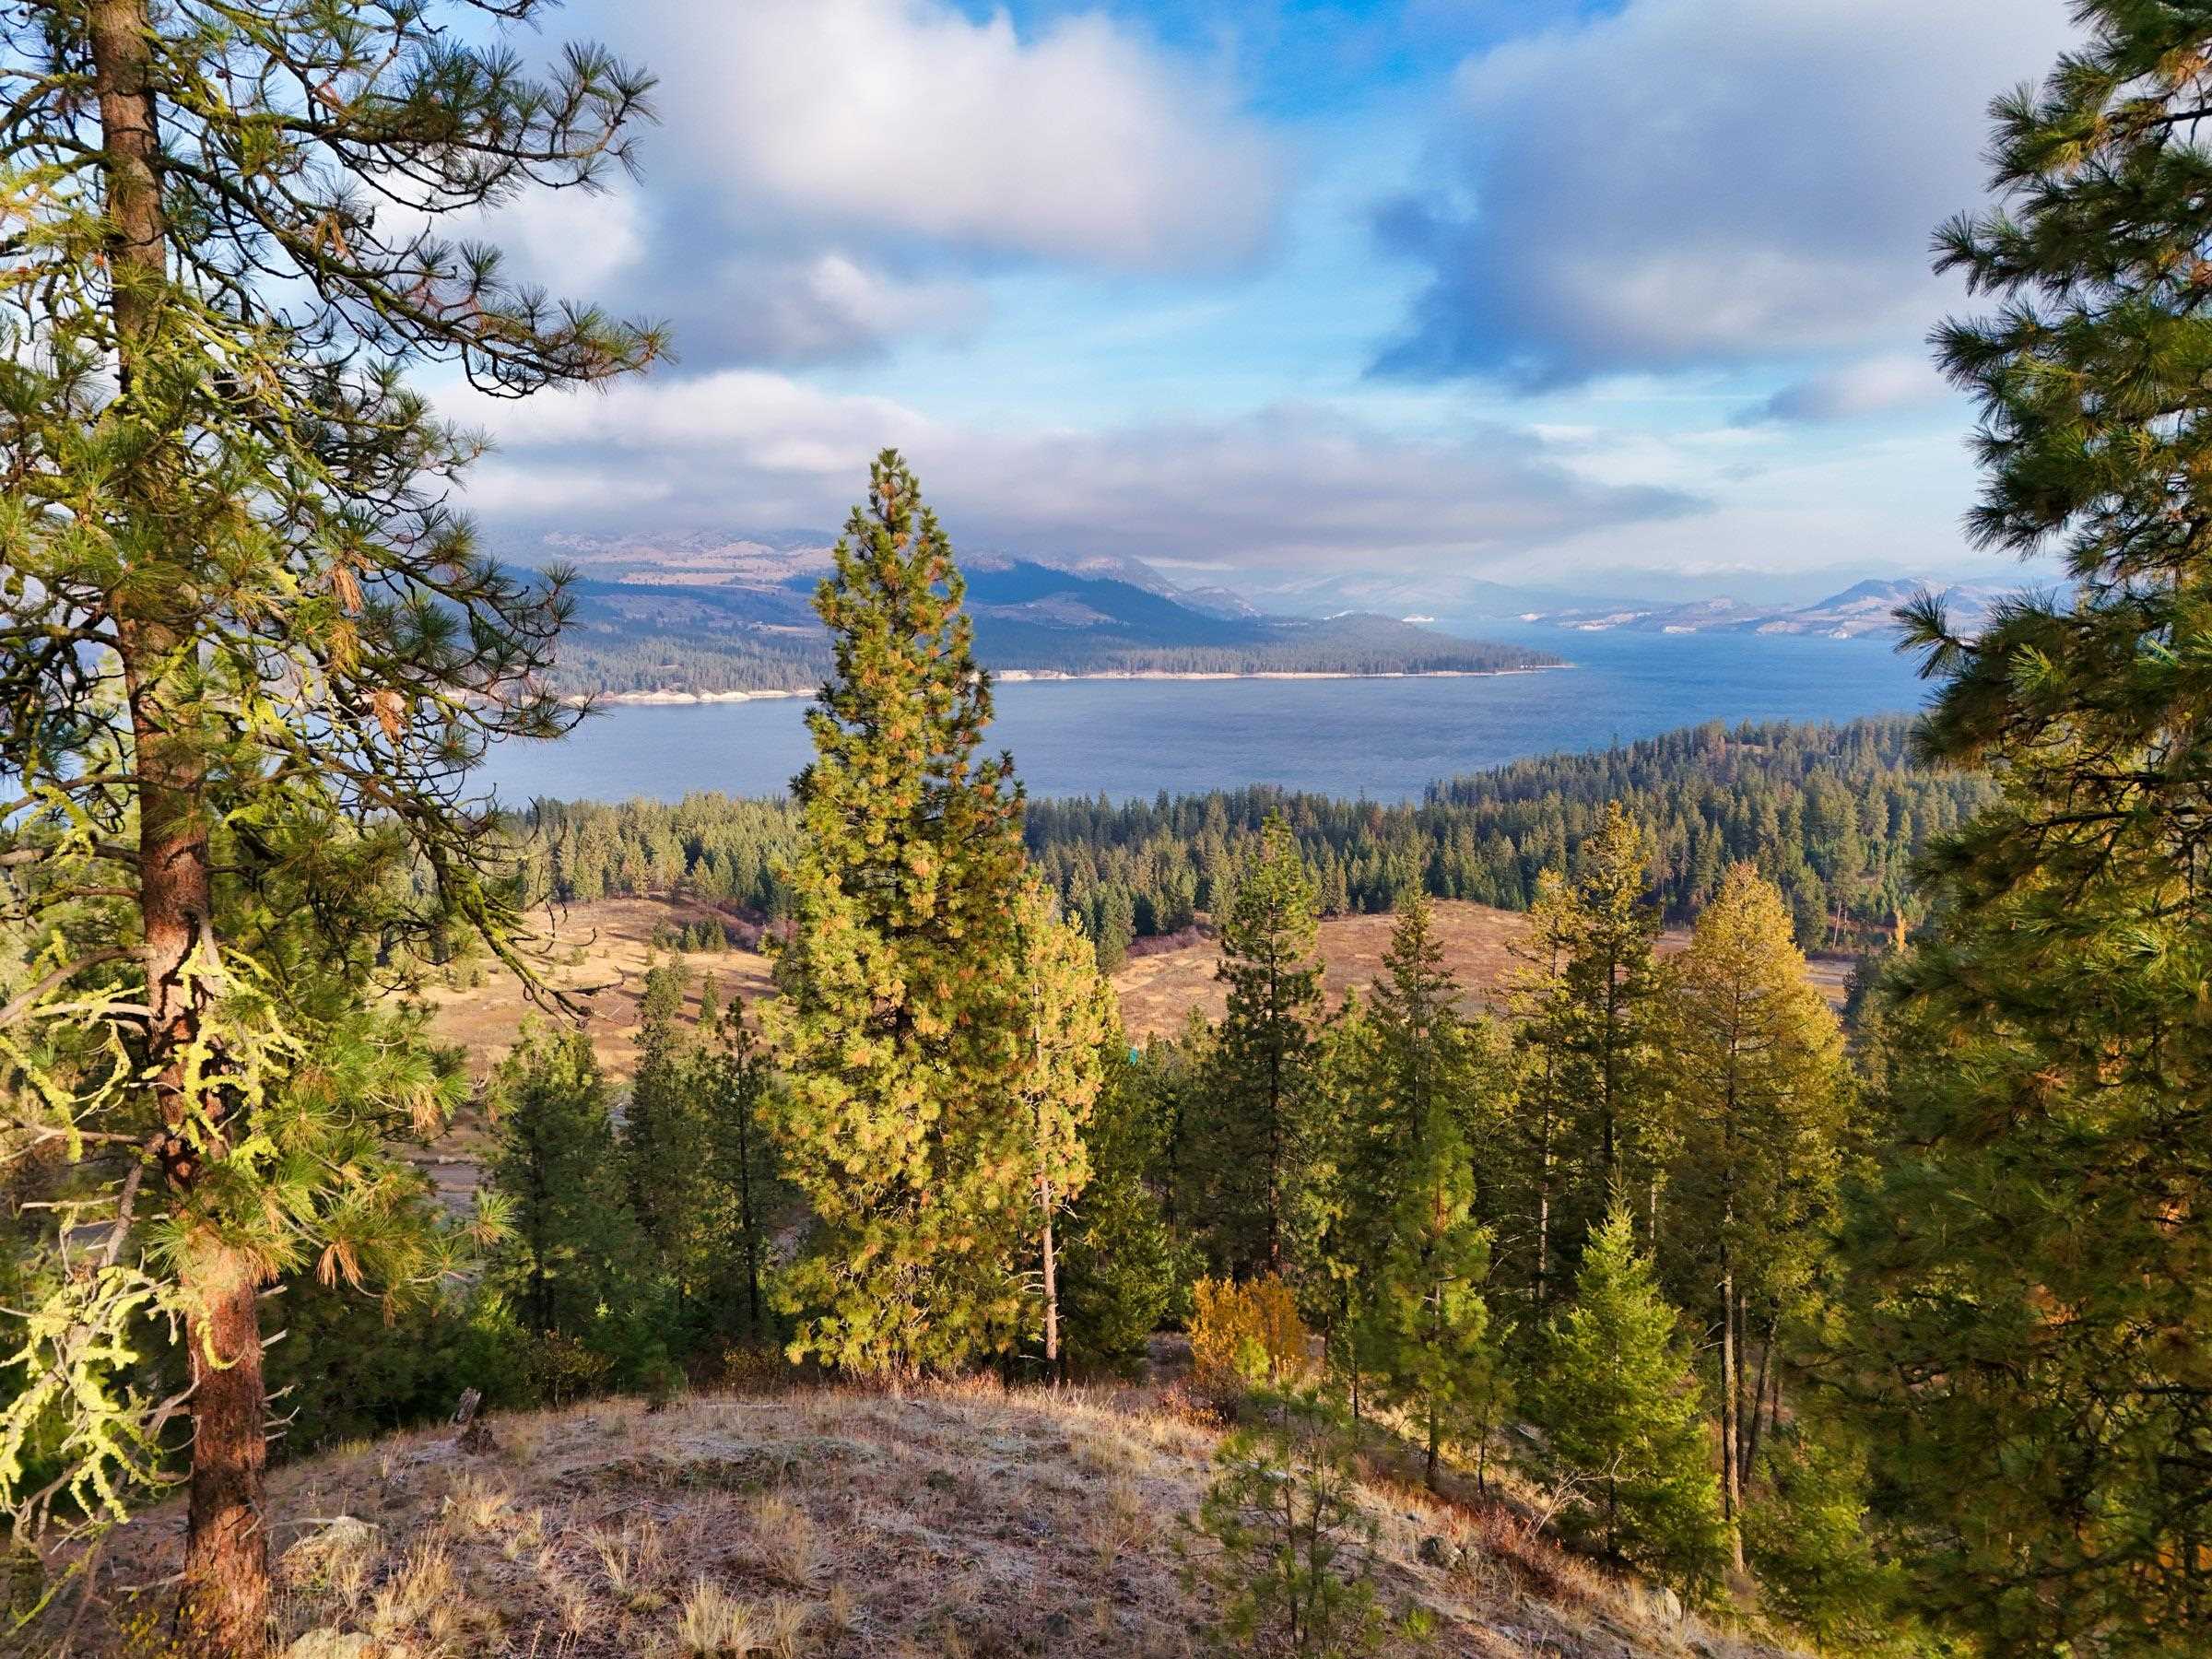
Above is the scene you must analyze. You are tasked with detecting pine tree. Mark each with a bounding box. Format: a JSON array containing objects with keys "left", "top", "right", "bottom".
[
  {"left": 1208, "top": 811, "right": 1324, "bottom": 1277},
  {"left": 1147, "top": 1008, "right": 1219, "bottom": 1281},
  {"left": 0, "top": 7, "right": 658, "bottom": 1643},
  {"left": 488, "top": 1026, "right": 645, "bottom": 1366},
  {"left": 623, "top": 958, "right": 712, "bottom": 1337},
  {"left": 1655, "top": 865, "right": 1849, "bottom": 1565},
  {"left": 1535, "top": 1206, "right": 1728, "bottom": 1593},
  {"left": 1095, "top": 885, "right": 1138, "bottom": 976},
  {"left": 1061, "top": 1044, "right": 1182, "bottom": 1372},
  {"left": 695, "top": 987, "right": 782, "bottom": 1348},
  {"left": 1841, "top": 9, "right": 2212, "bottom": 1647},
  {"left": 1361, "top": 1147, "right": 1500, "bottom": 1494},
  {"left": 1502, "top": 813, "right": 1663, "bottom": 1310},
  {"left": 1337, "top": 894, "right": 1504, "bottom": 1478},
  {"left": 1563, "top": 805, "right": 1663, "bottom": 1211},
  {"left": 761, "top": 452, "right": 1032, "bottom": 1376},
  {"left": 1340, "top": 895, "right": 1468, "bottom": 1253},
  {"left": 1502, "top": 872, "right": 1580, "bottom": 1319},
  {"left": 1742, "top": 1420, "right": 1901, "bottom": 1653},
  {"left": 1010, "top": 875, "right": 1113, "bottom": 1374}
]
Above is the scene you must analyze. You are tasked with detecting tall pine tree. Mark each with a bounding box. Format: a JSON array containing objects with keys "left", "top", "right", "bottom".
[
  {"left": 1010, "top": 875, "right": 1113, "bottom": 1374},
  {"left": 623, "top": 958, "right": 712, "bottom": 1337},
  {"left": 488, "top": 1026, "right": 646, "bottom": 1371},
  {"left": 0, "top": 6, "right": 658, "bottom": 1644},
  {"left": 695, "top": 987, "right": 782, "bottom": 1349},
  {"left": 762, "top": 452, "right": 1032, "bottom": 1376},
  {"left": 1655, "top": 865, "right": 1848, "bottom": 1569},
  {"left": 1503, "top": 810, "right": 1663, "bottom": 1305},
  {"left": 1338, "top": 894, "right": 1505, "bottom": 1483},
  {"left": 1061, "top": 1044, "right": 1182, "bottom": 1372},
  {"left": 1206, "top": 811, "right": 1324, "bottom": 1278},
  {"left": 1564, "top": 805, "right": 1663, "bottom": 1208},
  {"left": 1842, "top": 8, "right": 2212, "bottom": 1647}
]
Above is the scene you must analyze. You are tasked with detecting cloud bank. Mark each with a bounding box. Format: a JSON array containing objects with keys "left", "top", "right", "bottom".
[
  {"left": 1374, "top": 0, "right": 2077, "bottom": 387},
  {"left": 455, "top": 371, "right": 1696, "bottom": 570}
]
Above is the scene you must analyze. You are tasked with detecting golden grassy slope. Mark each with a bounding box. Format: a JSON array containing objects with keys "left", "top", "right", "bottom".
[
  {"left": 423, "top": 897, "right": 1549, "bottom": 1075},
  {"left": 74, "top": 1381, "right": 1798, "bottom": 1658}
]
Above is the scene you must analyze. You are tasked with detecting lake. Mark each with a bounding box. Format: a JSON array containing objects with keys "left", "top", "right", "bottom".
[{"left": 477, "top": 625, "right": 1937, "bottom": 806}]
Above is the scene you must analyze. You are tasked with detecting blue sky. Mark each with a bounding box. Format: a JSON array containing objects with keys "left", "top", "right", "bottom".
[{"left": 448, "top": 0, "right": 2081, "bottom": 601}]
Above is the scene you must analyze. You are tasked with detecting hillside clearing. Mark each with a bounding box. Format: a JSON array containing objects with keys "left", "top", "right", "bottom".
[{"left": 70, "top": 1381, "right": 1797, "bottom": 1658}]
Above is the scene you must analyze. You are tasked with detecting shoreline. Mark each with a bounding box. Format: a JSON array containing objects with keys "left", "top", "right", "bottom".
[{"left": 587, "top": 662, "right": 1570, "bottom": 706}]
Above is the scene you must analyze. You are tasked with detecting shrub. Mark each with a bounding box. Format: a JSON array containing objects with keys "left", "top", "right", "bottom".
[{"left": 1190, "top": 1275, "right": 1310, "bottom": 1397}]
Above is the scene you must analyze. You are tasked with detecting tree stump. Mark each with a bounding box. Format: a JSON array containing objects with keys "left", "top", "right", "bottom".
[{"left": 452, "top": 1387, "right": 496, "bottom": 1455}]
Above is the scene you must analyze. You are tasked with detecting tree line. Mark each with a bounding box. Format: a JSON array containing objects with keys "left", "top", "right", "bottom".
[{"left": 525, "top": 712, "right": 1992, "bottom": 971}]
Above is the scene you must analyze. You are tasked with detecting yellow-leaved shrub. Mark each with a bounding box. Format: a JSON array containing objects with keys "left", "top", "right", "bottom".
[{"left": 1189, "top": 1276, "right": 1310, "bottom": 1396}]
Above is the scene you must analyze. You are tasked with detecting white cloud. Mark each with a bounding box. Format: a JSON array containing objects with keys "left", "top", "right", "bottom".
[
  {"left": 1376, "top": 0, "right": 2078, "bottom": 384},
  {"left": 618, "top": 0, "right": 1282, "bottom": 271}
]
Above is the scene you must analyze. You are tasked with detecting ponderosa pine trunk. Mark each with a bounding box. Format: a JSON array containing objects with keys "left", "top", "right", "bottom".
[
  {"left": 1265, "top": 955, "right": 1284, "bottom": 1275},
  {"left": 1534, "top": 1066, "right": 1555, "bottom": 1315},
  {"left": 1717, "top": 1238, "right": 1747, "bottom": 1573},
  {"left": 738, "top": 1112, "right": 763, "bottom": 1338},
  {"left": 91, "top": 3, "right": 270, "bottom": 1649}
]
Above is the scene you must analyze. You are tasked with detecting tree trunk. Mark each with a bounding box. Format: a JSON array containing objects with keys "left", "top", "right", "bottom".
[
  {"left": 1041, "top": 1189, "right": 1059, "bottom": 1375},
  {"left": 1717, "top": 1247, "right": 1747, "bottom": 1572},
  {"left": 1743, "top": 1304, "right": 1781, "bottom": 1488},
  {"left": 177, "top": 1263, "right": 270, "bottom": 1654},
  {"left": 92, "top": 3, "right": 274, "bottom": 1652},
  {"left": 1265, "top": 958, "right": 1283, "bottom": 1275},
  {"left": 737, "top": 1115, "right": 762, "bottom": 1338},
  {"left": 1534, "top": 1088, "right": 1554, "bottom": 1314}
]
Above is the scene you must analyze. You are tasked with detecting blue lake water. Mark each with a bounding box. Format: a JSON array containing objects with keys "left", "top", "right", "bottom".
[{"left": 477, "top": 625, "right": 1936, "bottom": 806}]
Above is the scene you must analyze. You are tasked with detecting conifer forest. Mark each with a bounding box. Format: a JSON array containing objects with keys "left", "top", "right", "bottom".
[{"left": 4, "top": 3, "right": 2210, "bottom": 1656}]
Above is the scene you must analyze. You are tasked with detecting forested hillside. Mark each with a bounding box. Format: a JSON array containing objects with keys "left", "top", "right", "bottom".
[{"left": 526, "top": 714, "right": 1990, "bottom": 960}]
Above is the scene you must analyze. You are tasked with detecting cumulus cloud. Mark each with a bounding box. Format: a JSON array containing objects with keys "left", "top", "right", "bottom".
[
  {"left": 453, "top": 371, "right": 1694, "bottom": 568},
  {"left": 609, "top": 0, "right": 1282, "bottom": 273},
  {"left": 1736, "top": 353, "right": 1951, "bottom": 425},
  {"left": 1374, "top": 0, "right": 2077, "bottom": 386}
]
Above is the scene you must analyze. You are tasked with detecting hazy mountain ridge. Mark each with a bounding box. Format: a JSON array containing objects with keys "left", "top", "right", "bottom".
[
  {"left": 521, "top": 531, "right": 1559, "bottom": 696},
  {"left": 506, "top": 529, "right": 2018, "bottom": 696}
]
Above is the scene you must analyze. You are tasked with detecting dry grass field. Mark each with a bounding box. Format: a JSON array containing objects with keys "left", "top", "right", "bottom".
[
  {"left": 425, "top": 896, "right": 776, "bottom": 1083},
  {"left": 424, "top": 895, "right": 1853, "bottom": 1070},
  {"left": 1109, "top": 902, "right": 1853, "bottom": 1043},
  {"left": 1112, "top": 900, "right": 1534, "bottom": 1042},
  {"left": 73, "top": 1379, "right": 1798, "bottom": 1658}
]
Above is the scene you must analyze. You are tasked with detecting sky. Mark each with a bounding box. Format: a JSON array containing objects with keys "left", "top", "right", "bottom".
[{"left": 439, "top": 0, "right": 2083, "bottom": 601}]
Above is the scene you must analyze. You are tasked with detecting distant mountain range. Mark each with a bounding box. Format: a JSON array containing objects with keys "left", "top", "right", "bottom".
[
  {"left": 497, "top": 528, "right": 2022, "bottom": 697},
  {"left": 1502, "top": 577, "right": 2016, "bottom": 639},
  {"left": 512, "top": 531, "right": 1557, "bottom": 697}
]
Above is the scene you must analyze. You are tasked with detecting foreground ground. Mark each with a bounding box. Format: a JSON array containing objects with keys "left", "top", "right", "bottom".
[{"left": 73, "top": 1380, "right": 1796, "bottom": 1658}]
